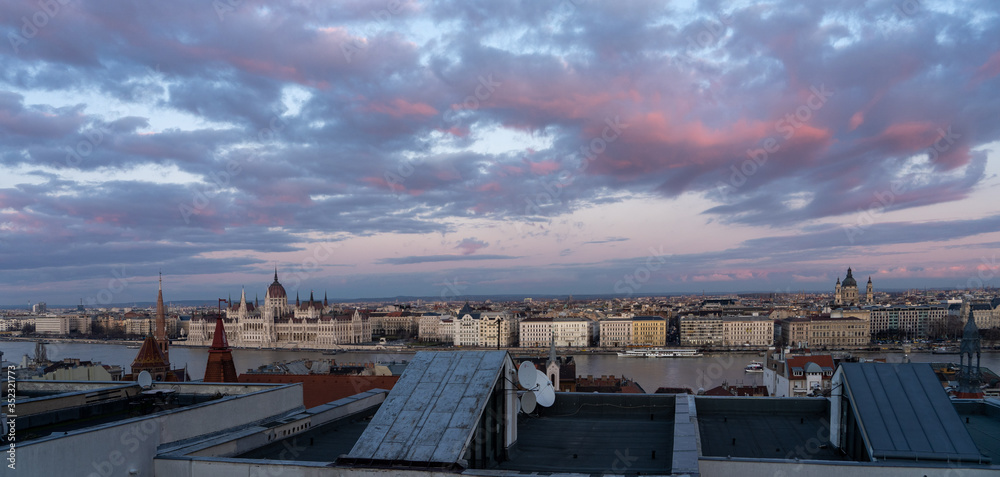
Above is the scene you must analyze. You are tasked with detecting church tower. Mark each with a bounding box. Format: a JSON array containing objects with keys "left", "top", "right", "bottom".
[
  {"left": 866, "top": 276, "right": 873, "bottom": 304},
  {"left": 155, "top": 272, "right": 169, "bottom": 365},
  {"left": 834, "top": 277, "right": 842, "bottom": 306}
]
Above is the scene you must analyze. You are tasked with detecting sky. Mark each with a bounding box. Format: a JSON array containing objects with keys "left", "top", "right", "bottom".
[{"left": 1, "top": 0, "right": 1000, "bottom": 306}]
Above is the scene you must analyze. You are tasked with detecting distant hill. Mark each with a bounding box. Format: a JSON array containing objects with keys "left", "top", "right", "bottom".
[{"left": 0, "top": 288, "right": 936, "bottom": 310}]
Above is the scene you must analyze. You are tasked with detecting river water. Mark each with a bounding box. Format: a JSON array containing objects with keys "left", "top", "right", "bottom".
[{"left": 3, "top": 340, "right": 998, "bottom": 393}]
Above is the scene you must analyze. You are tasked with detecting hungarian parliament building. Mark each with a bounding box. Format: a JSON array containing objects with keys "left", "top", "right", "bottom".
[{"left": 185, "top": 270, "right": 372, "bottom": 349}]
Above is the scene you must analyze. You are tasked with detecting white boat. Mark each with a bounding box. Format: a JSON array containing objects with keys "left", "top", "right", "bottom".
[
  {"left": 617, "top": 348, "right": 703, "bottom": 358},
  {"left": 744, "top": 361, "right": 764, "bottom": 373}
]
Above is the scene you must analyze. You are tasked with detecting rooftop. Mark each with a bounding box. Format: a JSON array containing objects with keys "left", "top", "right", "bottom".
[
  {"left": 16, "top": 380, "right": 285, "bottom": 443},
  {"left": 342, "top": 350, "right": 513, "bottom": 467},
  {"left": 697, "top": 397, "right": 845, "bottom": 461},
  {"left": 499, "top": 393, "right": 675, "bottom": 473},
  {"left": 235, "top": 405, "right": 380, "bottom": 462},
  {"left": 837, "top": 362, "right": 987, "bottom": 462}
]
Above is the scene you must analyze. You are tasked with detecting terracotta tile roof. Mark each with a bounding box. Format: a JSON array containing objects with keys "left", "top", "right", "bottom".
[{"left": 131, "top": 335, "right": 168, "bottom": 370}]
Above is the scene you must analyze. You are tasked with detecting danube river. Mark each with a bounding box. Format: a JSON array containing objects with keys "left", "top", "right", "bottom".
[{"left": 3, "top": 340, "right": 999, "bottom": 393}]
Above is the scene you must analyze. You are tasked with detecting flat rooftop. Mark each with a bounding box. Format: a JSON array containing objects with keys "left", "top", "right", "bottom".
[
  {"left": 955, "top": 400, "right": 1000, "bottom": 461},
  {"left": 499, "top": 393, "right": 675, "bottom": 474},
  {"left": 16, "top": 381, "right": 280, "bottom": 443},
  {"left": 236, "top": 406, "right": 379, "bottom": 462},
  {"left": 697, "top": 397, "right": 847, "bottom": 461}
]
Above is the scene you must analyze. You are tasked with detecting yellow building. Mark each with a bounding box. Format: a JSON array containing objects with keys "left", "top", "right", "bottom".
[{"left": 631, "top": 316, "right": 667, "bottom": 347}]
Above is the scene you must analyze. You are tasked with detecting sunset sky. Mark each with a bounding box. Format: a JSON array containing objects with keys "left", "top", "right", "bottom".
[{"left": 2, "top": 0, "right": 999, "bottom": 305}]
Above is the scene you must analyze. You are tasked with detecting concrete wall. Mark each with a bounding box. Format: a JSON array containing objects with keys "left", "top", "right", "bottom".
[
  {"left": 18, "top": 383, "right": 139, "bottom": 415},
  {"left": 165, "top": 390, "right": 387, "bottom": 460},
  {"left": 700, "top": 458, "right": 997, "bottom": 477},
  {"left": 15, "top": 383, "right": 303, "bottom": 477}
]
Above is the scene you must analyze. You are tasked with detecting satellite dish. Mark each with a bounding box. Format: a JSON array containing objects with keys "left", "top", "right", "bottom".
[
  {"left": 517, "top": 361, "right": 537, "bottom": 389},
  {"left": 137, "top": 371, "right": 152, "bottom": 389},
  {"left": 534, "top": 369, "right": 547, "bottom": 389},
  {"left": 536, "top": 380, "right": 556, "bottom": 408},
  {"left": 521, "top": 390, "right": 537, "bottom": 414}
]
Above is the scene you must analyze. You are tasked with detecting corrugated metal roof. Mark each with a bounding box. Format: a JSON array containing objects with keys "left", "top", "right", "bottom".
[
  {"left": 841, "top": 363, "right": 985, "bottom": 461},
  {"left": 345, "top": 350, "right": 509, "bottom": 465}
]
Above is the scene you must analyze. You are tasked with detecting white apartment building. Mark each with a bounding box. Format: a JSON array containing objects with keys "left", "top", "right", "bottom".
[
  {"left": 34, "top": 315, "right": 90, "bottom": 335},
  {"left": 679, "top": 316, "right": 723, "bottom": 346},
  {"left": 681, "top": 315, "right": 775, "bottom": 347},
  {"left": 417, "top": 314, "right": 454, "bottom": 342},
  {"left": 519, "top": 317, "right": 594, "bottom": 347},
  {"left": 453, "top": 313, "right": 480, "bottom": 347},
  {"left": 451, "top": 311, "right": 516, "bottom": 347},
  {"left": 868, "top": 305, "right": 947, "bottom": 338},
  {"left": 599, "top": 318, "right": 632, "bottom": 348},
  {"left": 0, "top": 316, "right": 34, "bottom": 332},
  {"left": 721, "top": 316, "right": 774, "bottom": 347}
]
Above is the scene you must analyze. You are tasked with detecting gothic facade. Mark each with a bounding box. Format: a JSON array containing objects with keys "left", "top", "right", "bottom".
[{"left": 186, "top": 271, "right": 372, "bottom": 349}]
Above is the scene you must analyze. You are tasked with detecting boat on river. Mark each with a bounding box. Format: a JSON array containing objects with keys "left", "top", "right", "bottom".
[
  {"left": 744, "top": 361, "right": 764, "bottom": 373},
  {"left": 617, "top": 348, "right": 703, "bottom": 358}
]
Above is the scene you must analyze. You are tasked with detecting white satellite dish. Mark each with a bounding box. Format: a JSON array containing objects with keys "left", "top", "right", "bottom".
[
  {"left": 514, "top": 361, "right": 557, "bottom": 413},
  {"left": 533, "top": 369, "right": 547, "bottom": 389},
  {"left": 517, "top": 361, "right": 537, "bottom": 389},
  {"left": 137, "top": 371, "right": 152, "bottom": 389},
  {"left": 536, "top": 380, "right": 556, "bottom": 408},
  {"left": 521, "top": 390, "right": 537, "bottom": 413}
]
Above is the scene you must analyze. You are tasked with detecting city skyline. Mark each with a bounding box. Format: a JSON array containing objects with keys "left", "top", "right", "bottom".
[{"left": 2, "top": 1, "right": 1000, "bottom": 305}]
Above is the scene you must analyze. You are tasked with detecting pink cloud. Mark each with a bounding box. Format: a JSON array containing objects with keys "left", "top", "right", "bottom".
[
  {"left": 364, "top": 98, "right": 437, "bottom": 118},
  {"left": 455, "top": 238, "right": 488, "bottom": 255},
  {"left": 971, "top": 50, "right": 1000, "bottom": 85},
  {"left": 476, "top": 182, "right": 502, "bottom": 192},
  {"left": 528, "top": 160, "right": 562, "bottom": 175}
]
